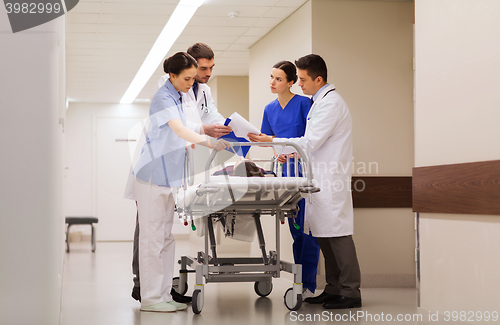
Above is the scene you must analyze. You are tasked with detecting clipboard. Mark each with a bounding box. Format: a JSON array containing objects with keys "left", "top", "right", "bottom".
[{"left": 218, "top": 118, "right": 251, "bottom": 157}]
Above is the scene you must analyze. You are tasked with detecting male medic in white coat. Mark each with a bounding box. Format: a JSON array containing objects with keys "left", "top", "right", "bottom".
[
  {"left": 155, "top": 43, "right": 231, "bottom": 138},
  {"left": 128, "top": 43, "right": 232, "bottom": 303},
  {"left": 248, "top": 54, "right": 361, "bottom": 309}
]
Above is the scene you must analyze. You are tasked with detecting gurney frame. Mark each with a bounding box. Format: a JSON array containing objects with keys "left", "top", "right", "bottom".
[{"left": 176, "top": 142, "right": 319, "bottom": 314}]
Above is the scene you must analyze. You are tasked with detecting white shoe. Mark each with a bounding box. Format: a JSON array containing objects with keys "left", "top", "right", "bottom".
[
  {"left": 167, "top": 301, "right": 188, "bottom": 311},
  {"left": 302, "top": 288, "right": 314, "bottom": 299},
  {"left": 140, "top": 301, "right": 177, "bottom": 312}
]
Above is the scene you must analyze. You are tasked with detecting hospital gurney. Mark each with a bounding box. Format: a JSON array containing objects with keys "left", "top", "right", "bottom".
[{"left": 174, "top": 142, "right": 319, "bottom": 314}]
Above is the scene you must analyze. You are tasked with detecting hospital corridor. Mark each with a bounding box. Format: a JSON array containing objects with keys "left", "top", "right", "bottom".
[
  {"left": 61, "top": 240, "right": 427, "bottom": 325},
  {"left": 2, "top": 1, "right": 500, "bottom": 325}
]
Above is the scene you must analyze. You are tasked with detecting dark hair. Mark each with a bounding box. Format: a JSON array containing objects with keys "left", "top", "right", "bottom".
[
  {"left": 187, "top": 43, "right": 214, "bottom": 61},
  {"left": 163, "top": 52, "right": 198, "bottom": 74},
  {"left": 273, "top": 60, "right": 298, "bottom": 84},
  {"left": 231, "top": 161, "right": 264, "bottom": 177},
  {"left": 295, "top": 54, "right": 328, "bottom": 82}
]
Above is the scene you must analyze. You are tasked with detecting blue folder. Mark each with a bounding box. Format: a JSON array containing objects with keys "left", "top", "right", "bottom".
[{"left": 218, "top": 118, "right": 251, "bottom": 157}]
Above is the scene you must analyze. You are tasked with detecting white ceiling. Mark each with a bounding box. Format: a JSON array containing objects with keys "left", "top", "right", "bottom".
[{"left": 66, "top": 0, "right": 309, "bottom": 103}]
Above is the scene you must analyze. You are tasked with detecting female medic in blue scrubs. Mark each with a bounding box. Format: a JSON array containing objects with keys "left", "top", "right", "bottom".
[
  {"left": 248, "top": 61, "right": 320, "bottom": 298},
  {"left": 133, "top": 52, "right": 229, "bottom": 312}
]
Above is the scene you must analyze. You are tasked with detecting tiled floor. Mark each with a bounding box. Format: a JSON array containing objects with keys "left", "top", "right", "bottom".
[{"left": 61, "top": 240, "right": 467, "bottom": 325}]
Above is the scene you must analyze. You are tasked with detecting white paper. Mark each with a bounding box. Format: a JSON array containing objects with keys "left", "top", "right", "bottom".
[{"left": 228, "top": 112, "right": 260, "bottom": 140}]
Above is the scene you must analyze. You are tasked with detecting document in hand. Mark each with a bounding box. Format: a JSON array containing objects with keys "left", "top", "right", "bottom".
[
  {"left": 218, "top": 113, "right": 259, "bottom": 157},
  {"left": 226, "top": 112, "right": 260, "bottom": 140}
]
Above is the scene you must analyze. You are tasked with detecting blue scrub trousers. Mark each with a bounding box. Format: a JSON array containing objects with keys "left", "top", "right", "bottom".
[{"left": 283, "top": 159, "right": 321, "bottom": 293}]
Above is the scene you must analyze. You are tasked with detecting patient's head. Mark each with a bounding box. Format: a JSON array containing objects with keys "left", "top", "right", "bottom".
[{"left": 231, "top": 160, "right": 264, "bottom": 177}]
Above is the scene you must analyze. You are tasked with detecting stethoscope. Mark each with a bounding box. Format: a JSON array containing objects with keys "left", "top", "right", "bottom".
[{"left": 200, "top": 90, "right": 209, "bottom": 114}]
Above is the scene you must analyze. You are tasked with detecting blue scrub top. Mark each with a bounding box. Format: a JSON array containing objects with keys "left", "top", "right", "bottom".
[
  {"left": 261, "top": 94, "right": 311, "bottom": 138},
  {"left": 133, "top": 79, "right": 187, "bottom": 187},
  {"left": 260, "top": 94, "right": 311, "bottom": 177}
]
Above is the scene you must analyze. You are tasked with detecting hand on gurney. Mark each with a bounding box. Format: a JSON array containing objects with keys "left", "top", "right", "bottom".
[
  {"left": 277, "top": 153, "right": 301, "bottom": 164},
  {"left": 208, "top": 138, "right": 231, "bottom": 151}
]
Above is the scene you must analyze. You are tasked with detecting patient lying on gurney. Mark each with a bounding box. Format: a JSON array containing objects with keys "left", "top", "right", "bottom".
[
  {"left": 212, "top": 159, "right": 274, "bottom": 178},
  {"left": 177, "top": 159, "right": 273, "bottom": 242}
]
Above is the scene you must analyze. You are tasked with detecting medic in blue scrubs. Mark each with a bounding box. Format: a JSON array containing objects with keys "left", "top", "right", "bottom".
[
  {"left": 249, "top": 61, "right": 320, "bottom": 298},
  {"left": 133, "top": 52, "right": 230, "bottom": 312}
]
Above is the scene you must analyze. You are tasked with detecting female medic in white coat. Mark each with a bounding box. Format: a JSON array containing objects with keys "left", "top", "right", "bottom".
[
  {"left": 133, "top": 52, "right": 230, "bottom": 312},
  {"left": 248, "top": 54, "right": 361, "bottom": 310}
]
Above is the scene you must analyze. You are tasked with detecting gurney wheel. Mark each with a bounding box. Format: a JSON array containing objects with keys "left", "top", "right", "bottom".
[
  {"left": 284, "top": 288, "right": 302, "bottom": 311},
  {"left": 254, "top": 281, "right": 273, "bottom": 297},
  {"left": 172, "top": 277, "right": 188, "bottom": 296},
  {"left": 192, "top": 289, "right": 203, "bottom": 314}
]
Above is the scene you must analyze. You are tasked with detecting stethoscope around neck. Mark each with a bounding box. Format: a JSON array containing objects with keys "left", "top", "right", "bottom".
[{"left": 200, "top": 90, "right": 209, "bottom": 114}]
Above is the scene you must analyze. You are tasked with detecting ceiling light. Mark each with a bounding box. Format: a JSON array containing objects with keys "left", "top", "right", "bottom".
[{"left": 120, "top": 0, "right": 206, "bottom": 104}]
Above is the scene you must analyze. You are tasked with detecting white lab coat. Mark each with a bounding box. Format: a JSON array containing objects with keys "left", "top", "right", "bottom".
[
  {"left": 273, "top": 84, "right": 354, "bottom": 237},
  {"left": 123, "top": 76, "right": 226, "bottom": 201}
]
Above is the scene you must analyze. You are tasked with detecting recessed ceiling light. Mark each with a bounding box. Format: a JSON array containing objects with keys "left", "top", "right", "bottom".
[
  {"left": 134, "top": 98, "right": 151, "bottom": 103},
  {"left": 120, "top": 0, "right": 206, "bottom": 104}
]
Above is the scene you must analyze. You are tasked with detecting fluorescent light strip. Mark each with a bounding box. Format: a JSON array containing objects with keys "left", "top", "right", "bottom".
[{"left": 120, "top": 0, "right": 205, "bottom": 104}]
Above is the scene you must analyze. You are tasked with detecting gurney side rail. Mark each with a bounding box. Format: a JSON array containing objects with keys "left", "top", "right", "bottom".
[{"left": 204, "top": 141, "right": 314, "bottom": 185}]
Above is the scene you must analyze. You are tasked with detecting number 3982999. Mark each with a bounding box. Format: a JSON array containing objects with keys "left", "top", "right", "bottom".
[{"left": 5, "top": 3, "right": 62, "bottom": 14}]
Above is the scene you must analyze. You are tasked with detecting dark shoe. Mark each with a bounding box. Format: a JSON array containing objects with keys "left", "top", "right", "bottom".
[
  {"left": 171, "top": 288, "right": 192, "bottom": 303},
  {"left": 323, "top": 295, "right": 362, "bottom": 309},
  {"left": 304, "top": 291, "right": 341, "bottom": 304},
  {"left": 132, "top": 286, "right": 141, "bottom": 302}
]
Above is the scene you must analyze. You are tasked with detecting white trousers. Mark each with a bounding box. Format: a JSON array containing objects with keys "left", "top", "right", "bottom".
[{"left": 134, "top": 179, "right": 176, "bottom": 307}]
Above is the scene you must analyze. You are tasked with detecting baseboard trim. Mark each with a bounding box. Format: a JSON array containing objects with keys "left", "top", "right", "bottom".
[
  {"left": 362, "top": 274, "right": 416, "bottom": 288},
  {"left": 315, "top": 274, "right": 416, "bottom": 289}
]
